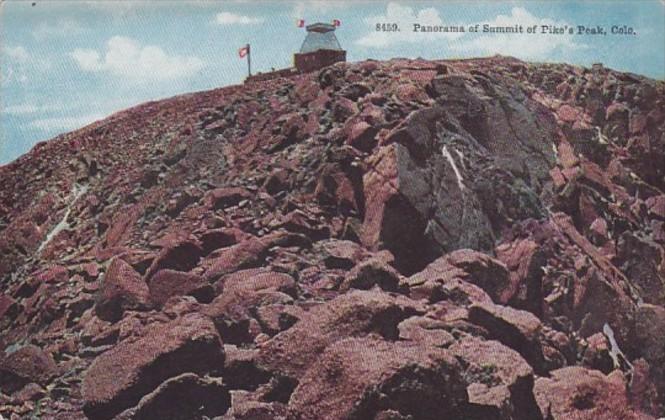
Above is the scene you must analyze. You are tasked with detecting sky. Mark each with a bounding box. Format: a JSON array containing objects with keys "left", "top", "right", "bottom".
[{"left": 1, "top": 0, "right": 664, "bottom": 165}]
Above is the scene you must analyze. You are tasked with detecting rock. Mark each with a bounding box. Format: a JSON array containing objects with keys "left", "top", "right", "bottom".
[
  {"left": 557, "top": 140, "right": 580, "bottom": 169},
  {"left": 468, "top": 301, "right": 545, "bottom": 374},
  {"left": 12, "top": 382, "right": 46, "bottom": 403},
  {"left": 632, "top": 304, "right": 665, "bottom": 403},
  {"left": 117, "top": 373, "right": 230, "bottom": 420},
  {"left": 628, "top": 358, "right": 662, "bottom": 416},
  {"left": 288, "top": 336, "right": 467, "bottom": 420},
  {"left": 615, "top": 233, "right": 665, "bottom": 306},
  {"left": 203, "top": 269, "right": 296, "bottom": 344},
  {"left": 222, "top": 345, "right": 271, "bottom": 390},
  {"left": 148, "top": 269, "right": 213, "bottom": 307},
  {"left": 263, "top": 168, "right": 290, "bottom": 196},
  {"left": 533, "top": 367, "right": 646, "bottom": 419},
  {"left": 258, "top": 290, "right": 425, "bottom": 378},
  {"left": 557, "top": 104, "right": 582, "bottom": 123},
  {"left": 340, "top": 258, "right": 401, "bottom": 292},
  {"left": 397, "top": 316, "right": 455, "bottom": 348},
  {"left": 633, "top": 304, "right": 665, "bottom": 366},
  {"left": 144, "top": 240, "right": 203, "bottom": 280},
  {"left": 346, "top": 121, "right": 378, "bottom": 152},
  {"left": 314, "top": 164, "right": 362, "bottom": 213},
  {"left": 340, "top": 82, "right": 371, "bottom": 101},
  {"left": 332, "top": 97, "right": 358, "bottom": 122},
  {"left": 228, "top": 391, "right": 289, "bottom": 419},
  {"left": 320, "top": 239, "right": 364, "bottom": 270},
  {"left": 203, "top": 237, "right": 270, "bottom": 282},
  {"left": 215, "top": 268, "right": 296, "bottom": 297},
  {"left": 646, "top": 195, "right": 665, "bottom": 219},
  {"left": 81, "top": 313, "right": 225, "bottom": 420},
  {"left": 407, "top": 256, "right": 492, "bottom": 305},
  {"left": 254, "top": 304, "right": 304, "bottom": 336},
  {"left": 449, "top": 336, "right": 542, "bottom": 420},
  {"left": 95, "top": 258, "right": 150, "bottom": 322},
  {"left": 581, "top": 332, "right": 613, "bottom": 373},
  {"left": 495, "top": 238, "right": 546, "bottom": 315},
  {"left": 444, "top": 249, "right": 513, "bottom": 304},
  {"left": 0, "top": 345, "right": 57, "bottom": 393},
  {"left": 0, "top": 293, "right": 17, "bottom": 320},
  {"left": 199, "top": 228, "right": 243, "bottom": 256},
  {"left": 204, "top": 187, "right": 252, "bottom": 210}
]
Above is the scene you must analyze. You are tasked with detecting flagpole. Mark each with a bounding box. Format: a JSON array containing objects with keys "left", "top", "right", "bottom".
[{"left": 247, "top": 43, "right": 251, "bottom": 77}]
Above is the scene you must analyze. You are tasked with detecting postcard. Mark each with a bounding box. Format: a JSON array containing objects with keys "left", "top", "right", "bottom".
[{"left": 0, "top": 1, "right": 664, "bottom": 419}]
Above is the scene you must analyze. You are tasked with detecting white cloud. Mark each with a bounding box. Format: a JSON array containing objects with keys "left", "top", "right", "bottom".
[
  {"left": 82, "top": 1, "right": 136, "bottom": 17},
  {"left": 2, "top": 102, "right": 71, "bottom": 116},
  {"left": 452, "top": 7, "right": 586, "bottom": 60},
  {"left": 29, "top": 113, "right": 106, "bottom": 132},
  {"left": 3, "top": 104, "right": 40, "bottom": 115},
  {"left": 215, "top": 11, "right": 264, "bottom": 25},
  {"left": 33, "top": 19, "right": 86, "bottom": 40},
  {"left": 4, "top": 46, "right": 29, "bottom": 62},
  {"left": 69, "top": 36, "right": 204, "bottom": 81},
  {"left": 1, "top": 46, "right": 37, "bottom": 85},
  {"left": 70, "top": 49, "right": 102, "bottom": 72},
  {"left": 291, "top": 1, "right": 345, "bottom": 19},
  {"left": 83, "top": 0, "right": 225, "bottom": 14},
  {"left": 355, "top": 2, "right": 464, "bottom": 48}
]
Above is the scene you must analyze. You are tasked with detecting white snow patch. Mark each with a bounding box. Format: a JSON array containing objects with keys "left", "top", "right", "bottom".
[
  {"left": 595, "top": 126, "right": 609, "bottom": 144},
  {"left": 37, "top": 183, "right": 88, "bottom": 254},
  {"left": 603, "top": 323, "right": 632, "bottom": 371},
  {"left": 454, "top": 148, "right": 467, "bottom": 170},
  {"left": 442, "top": 145, "right": 466, "bottom": 191}
]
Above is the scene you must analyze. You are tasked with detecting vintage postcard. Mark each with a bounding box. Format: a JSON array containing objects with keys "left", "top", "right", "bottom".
[{"left": 1, "top": 0, "right": 664, "bottom": 419}]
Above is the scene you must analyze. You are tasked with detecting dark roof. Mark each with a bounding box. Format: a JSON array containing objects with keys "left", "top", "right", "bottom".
[{"left": 306, "top": 23, "right": 335, "bottom": 33}]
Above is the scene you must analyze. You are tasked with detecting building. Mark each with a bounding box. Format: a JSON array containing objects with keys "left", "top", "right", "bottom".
[{"left": 294, "top": 23, "right": 346, "bottom": 73}]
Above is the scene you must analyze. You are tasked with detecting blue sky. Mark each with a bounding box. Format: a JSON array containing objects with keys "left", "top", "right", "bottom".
[{"left": 1, "top": 0, "right": 664, "bottom": 164}]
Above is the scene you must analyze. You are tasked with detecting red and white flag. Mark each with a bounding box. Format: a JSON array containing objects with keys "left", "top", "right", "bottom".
[
  {"left": 296, "top": 19, "right": 305, "bottom": 28},
  {"left": 238, "top": 45, "right": 249, "bottom": 58},
  {"left": 332, "top": 19, "right": 341, "bottom": 27}
]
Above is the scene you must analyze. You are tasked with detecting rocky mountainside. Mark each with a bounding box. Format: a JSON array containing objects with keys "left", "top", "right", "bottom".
[{"left": 0, "top": 56, "right": 664, "bottom": 419}]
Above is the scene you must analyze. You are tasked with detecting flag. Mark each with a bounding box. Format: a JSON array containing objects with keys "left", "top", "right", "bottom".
[
  {"left": 332, "top": 19, "right": 341, "bottom": 27},
  {"left": 296, "top": 19, "right": 305, "bottom": 28},
  {"left": 238, "top": 45, "right": 249, "bottom": 58}
]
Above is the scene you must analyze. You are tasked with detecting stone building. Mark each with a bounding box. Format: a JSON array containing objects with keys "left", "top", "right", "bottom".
[{"left": 294, "top": 22, "right": 346, "bottom": 73}]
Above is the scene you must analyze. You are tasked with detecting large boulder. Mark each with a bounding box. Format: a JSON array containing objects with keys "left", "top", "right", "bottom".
[
  {"left": 0, "top": 345, "right": 57, "bottom": 393},
  {"left": 148, "top": 269, "right": 213, "bottom": 307},
  {"left": 632, "top": 303, "right": 665, "bottom": 407},
  {"left": 203, "top": 269, "right": 297, "bottom": 344},
  {"left": 144, "top": 240, "right": 203, "bottom": 280},
  {"left": 533, "top": 367, "right": 648, "bottom": 419},
  {"left": 258, "top": 290, "right": 425, "bottom": 378},
  {"left": 407, "top": 255, "right": 493, "bottom": 305},
  {"left": 202, "top": 237, "right": 271, "bottom": 282},
  {"left": 443, "top": 249, "right": 512, "bottom": 303},
  {"left": 339, "top": 258, "right": 401, "bottom": 292},
  {"left": 288, "top": 336, "right": 468, "bottom": 420},
  {"left": 449, "top": 336, "right": 542, "bottom": 419},
  {"left": 468, "top": 301, "right": 545, "bottom": 374},
  {"left": 82, "top": 313, "right": 225, "bottom": 420},
  {"left": 116, "top": 373, "right": 231, "bottom": 420},
  {"left": 95, "top": 258, "right": 150, "bottom": 322},
  {"left": 495, "top": 238, "right": 546, "bottom": 316},
  {"left": 361, "top": 82, "right": 553, "bottom": 274}
]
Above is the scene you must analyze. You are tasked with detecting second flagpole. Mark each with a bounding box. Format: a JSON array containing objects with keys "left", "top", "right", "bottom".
[{"left": 247, "top": 44, "right": 251, "bottom": 77}]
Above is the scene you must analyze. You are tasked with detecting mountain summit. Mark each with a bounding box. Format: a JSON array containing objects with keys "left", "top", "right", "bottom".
[{"left": 1, "top": 56, "right": 664, "bottom": 419}]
